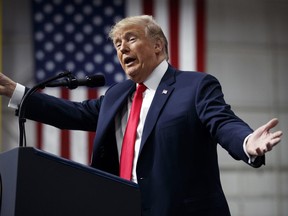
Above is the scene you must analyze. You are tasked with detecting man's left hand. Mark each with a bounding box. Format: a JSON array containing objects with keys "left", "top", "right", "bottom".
[{"left": 246, "top": 118, "right": 283, "bottom": 156}]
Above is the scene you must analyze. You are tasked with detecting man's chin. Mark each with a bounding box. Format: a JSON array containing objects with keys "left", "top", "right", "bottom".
[
  {"left": 126, "top": 68, "right": 137, "bottom": 78},
  {"left": 128, "top": 74, "right": 143, "bottom": 83}
]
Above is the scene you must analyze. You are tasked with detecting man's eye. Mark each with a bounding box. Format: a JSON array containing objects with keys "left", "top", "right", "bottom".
[
  {"left": 115, "top": 43, "right": 121, "bottom": 48},
  {"left": 129, "top": 37, "right": 136, "bottom": 42}
]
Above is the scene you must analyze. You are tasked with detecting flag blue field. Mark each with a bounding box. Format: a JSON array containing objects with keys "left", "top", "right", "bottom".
[{"left": 33, "top": 0, "right": 125, "bottom": 85}]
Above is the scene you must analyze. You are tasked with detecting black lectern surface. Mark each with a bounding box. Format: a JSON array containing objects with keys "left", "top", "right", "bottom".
[{"left": 0, "top": 147, "right": 141, "bottom": 216}]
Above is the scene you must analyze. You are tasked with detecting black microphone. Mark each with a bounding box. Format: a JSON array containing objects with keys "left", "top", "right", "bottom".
[{"left": 46, "top": 74, "right": 106, "bottom": 89}]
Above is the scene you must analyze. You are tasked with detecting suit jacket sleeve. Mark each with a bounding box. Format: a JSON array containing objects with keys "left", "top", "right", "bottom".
[
  {"left": 22, "top": 90, "right": 103, "bottom": 131},
  {"left": 195, "top": 74, "right": 264, "bottom": 167}
]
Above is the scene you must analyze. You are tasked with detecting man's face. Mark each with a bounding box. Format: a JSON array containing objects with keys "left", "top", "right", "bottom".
[{"left": 113, "top": 25, "right": 160, "bottom": 83}]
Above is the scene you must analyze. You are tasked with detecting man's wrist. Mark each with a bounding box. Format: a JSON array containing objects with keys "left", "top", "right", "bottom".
[
  {"left": 243, "top": 134, "right": 257, "bottom": 163},
  {"left": 8, "top": 83, "right": 25, "bottom": 109}
]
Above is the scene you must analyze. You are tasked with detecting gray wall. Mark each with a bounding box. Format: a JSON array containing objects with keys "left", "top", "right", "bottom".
[
  {"left": 1, "top": 0, "right": 288, "bottom": 215},
  {"left": 208, "top": 0, "right": 288, "bottom": 215}
]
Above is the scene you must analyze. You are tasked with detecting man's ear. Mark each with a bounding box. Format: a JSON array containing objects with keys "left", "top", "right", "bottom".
[{"left": 154, "top": 37, "right": 163, "bottom": 54}]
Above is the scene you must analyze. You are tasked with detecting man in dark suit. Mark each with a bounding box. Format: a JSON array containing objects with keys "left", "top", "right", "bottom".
[{"left": 0, "top": 15, "right": 283, "bottom": 215}]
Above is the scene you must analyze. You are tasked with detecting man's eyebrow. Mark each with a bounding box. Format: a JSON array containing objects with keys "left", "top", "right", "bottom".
[
  {"left": 126, "top": 31, "right": 138, "bottom": 35},
  {"left": 122, "top": 31, "right": 137, "bottom": 39},
  {"left": 114, "top": 31, "right": 139, "bottom": 41}
]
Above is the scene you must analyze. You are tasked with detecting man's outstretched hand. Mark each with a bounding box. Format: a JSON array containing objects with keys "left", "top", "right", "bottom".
[{"left": 246, "top": 118, "right": 283, "bottom": 156}]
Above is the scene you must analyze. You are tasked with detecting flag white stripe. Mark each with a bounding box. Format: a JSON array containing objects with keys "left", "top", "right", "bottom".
[
  {"left": 42, "top": 124, "right": 60, "bottom": 155},
  {"left": 126, "top": 0, "right": 142, "bottom": 17},
  {"left": 42, "top": 88, "right": 60, "bottom": 155},
  {"left": 179, "top": 0, "right": 196, "bottom": 71},
  {"left": 154, "top": 0, "right": 170, "bottom": 55},
  {"left": 70, "top": 87, "right": 88, "bottom": 164}
]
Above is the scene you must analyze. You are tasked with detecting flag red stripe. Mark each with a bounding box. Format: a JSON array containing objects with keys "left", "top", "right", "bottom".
[
  {"left": 169, "top": 0, "right": 179, "bottom": 68},
  {"left": 88, "top": 132, "right": 95, "bottom": 164},
  {"left": 36, "top": 89, "right": 43, "bottom": 149},
  {"left": 36, "top": 122, "right": 43, "bottom": 149},
  {"left": 196, "top": 0, "right": 206, "bottom": 72},
  {"left": 88, "top": 89, "right": 98, "bottom": 163},
  {"left": 61, "top": 130, "right": 70, "bottom": 158},
  {"left": 61, "top": 88, "right": 70, "bottom": 158},
  {"left": 142, "top": 0, "right": 154, "bottom": 15}
]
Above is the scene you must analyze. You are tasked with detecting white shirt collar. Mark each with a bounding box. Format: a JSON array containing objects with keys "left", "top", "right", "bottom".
[{"left": 142, "top": 60, "right": 168, "bottom": 91}]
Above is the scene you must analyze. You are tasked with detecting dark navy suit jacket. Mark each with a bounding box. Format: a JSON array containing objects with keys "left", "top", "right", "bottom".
[{"left": 25, "top": 65, "right": 264, "bottom": 216}]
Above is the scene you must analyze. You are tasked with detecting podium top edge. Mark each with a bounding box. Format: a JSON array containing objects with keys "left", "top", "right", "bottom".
[{"left": 2, "top": 146, "right": 139, "bottom": 189}]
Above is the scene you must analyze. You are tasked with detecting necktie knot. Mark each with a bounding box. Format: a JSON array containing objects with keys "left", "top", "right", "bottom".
[{"left": 136, "top": 83, "right": 147, "bottom": 95}]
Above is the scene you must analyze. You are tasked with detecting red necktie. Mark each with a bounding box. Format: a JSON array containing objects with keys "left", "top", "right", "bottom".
[{"left": 120, "top": 83, "right": 147, "bottom": 180}]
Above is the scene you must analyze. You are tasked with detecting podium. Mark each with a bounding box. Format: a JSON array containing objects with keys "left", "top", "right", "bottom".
[{"left": 0, "top": 147, "right": 141, "bottom": 216}]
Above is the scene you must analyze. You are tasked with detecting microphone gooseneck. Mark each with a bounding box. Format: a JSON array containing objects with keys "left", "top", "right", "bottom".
[
  {"left": 45, "top": 74, "right": 106, "bottom": 89},
  {"left": 18, "top": 72, "right": 105, "bottom": 147}
]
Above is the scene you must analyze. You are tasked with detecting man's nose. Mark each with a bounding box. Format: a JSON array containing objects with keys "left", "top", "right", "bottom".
[{"left": 120, "top": 42, "right": 130, "bottom": 53}]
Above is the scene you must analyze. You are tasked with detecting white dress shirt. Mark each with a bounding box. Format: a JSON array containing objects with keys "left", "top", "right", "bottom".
[{"left": 115, "top": 60, "right": 168, "bottom": 183}]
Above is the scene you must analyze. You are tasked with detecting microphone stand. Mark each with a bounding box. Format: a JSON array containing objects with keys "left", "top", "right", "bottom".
[{"left": 18, "top": 71, "right": 72, "bottom": 147}]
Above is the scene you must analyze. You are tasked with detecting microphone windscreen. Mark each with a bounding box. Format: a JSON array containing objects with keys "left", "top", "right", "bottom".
[{"left": 86, "top": 75, "right": 106, "bottom": 87}]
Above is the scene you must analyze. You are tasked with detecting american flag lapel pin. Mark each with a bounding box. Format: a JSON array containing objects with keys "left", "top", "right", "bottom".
[{"left": 162, "top": 89, "right": 168, "bottom": 94}]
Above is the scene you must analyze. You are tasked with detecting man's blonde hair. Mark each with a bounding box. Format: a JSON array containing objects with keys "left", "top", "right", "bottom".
[{"left": 108, "top": 15, "right": 169, "bottom": 60}]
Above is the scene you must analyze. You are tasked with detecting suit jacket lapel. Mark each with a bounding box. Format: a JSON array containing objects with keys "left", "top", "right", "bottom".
[
  {"left": 139, "top": 67, "right": 176, "bottom": 154},
  {"left": 94, "top": 80, "right": 135, "bottom": 147}
]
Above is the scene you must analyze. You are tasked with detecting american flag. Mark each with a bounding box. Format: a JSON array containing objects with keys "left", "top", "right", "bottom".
[{"left": 32, "top": 0, "right": 205, "bottom": 165}]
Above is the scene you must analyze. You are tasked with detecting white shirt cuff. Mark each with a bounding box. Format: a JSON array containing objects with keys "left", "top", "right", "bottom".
[
  {"left": 8, "top": 83, "right": 25, "bottom": 109},
  {"left": 243, "top": 134, "right": 257, "bottom": 163}
]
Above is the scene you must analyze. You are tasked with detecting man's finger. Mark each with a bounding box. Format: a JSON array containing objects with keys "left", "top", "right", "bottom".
[
  {"left": 273, "top": 130, "right": 283, "bottom": 138},
  {"left": 256, "top": 148, "right": 264, "bottom": 156},
  {"left": 264, "top": 118, "right": 279, "bottom": 131}
]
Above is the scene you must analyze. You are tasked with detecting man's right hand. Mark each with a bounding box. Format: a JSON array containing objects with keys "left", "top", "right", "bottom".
[{"left": 0, "top": 73, "right": 17, "bottom": 98}]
